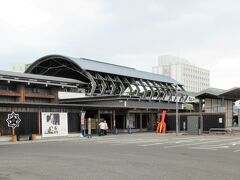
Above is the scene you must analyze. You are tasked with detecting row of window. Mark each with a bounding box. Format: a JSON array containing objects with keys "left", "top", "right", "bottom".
[
  {"left": 0, "top": 85, "right": 16, "bottom": 92},
  {"left": 183, "top": 73, "right": 209, "bottom": 82},
  {"left": 0, "top": 85, "right": 50, "bottom": 95},
  {"left": 184, "top": 81, "right": 209, "bottom": 87},
  {"left": 185, "top": 86, "right": 206, "bottom": 92},
  {"left": 182, "top": 65, "right": 209, "bottom": 76}
]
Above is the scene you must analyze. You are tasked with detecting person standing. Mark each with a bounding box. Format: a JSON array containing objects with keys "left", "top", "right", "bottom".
[
  {"left": 103, "top": 120, "right": 109, "bottom": 135},
  {"left": 98, "top": 121, "right": 105, "bottom": 136}
]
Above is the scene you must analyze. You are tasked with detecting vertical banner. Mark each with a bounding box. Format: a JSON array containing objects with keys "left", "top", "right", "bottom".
[
  {"left": 80, "top": 111, "right": 86, "bottom": 126},
  {"left": 80, "top": 111, "right": 86, "bottom": 137},
  {"left": 41, "top": 112, "right": 68, "bottom": 137}
]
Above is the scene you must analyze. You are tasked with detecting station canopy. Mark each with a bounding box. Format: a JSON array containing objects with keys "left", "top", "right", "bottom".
[
  {"left": 196, "top": 87, "right": 240, "bottom": 101},
  {"left": 26, "top": 54, "right": 187, "bottom": 102}
]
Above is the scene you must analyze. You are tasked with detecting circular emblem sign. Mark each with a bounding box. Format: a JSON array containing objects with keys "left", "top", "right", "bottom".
[{"left": 6, "top": 112, "right": 21, "bottom": 128}]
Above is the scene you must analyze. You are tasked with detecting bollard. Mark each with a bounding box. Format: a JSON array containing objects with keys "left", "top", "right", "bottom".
[
  {"left": 31, "top": 134, "right": 37, "bottom": 141},
  {"left": 87, "top": 118, "right": 92, "bottom": 138},
  {"left": 12, "top": 135, "right": 17, "bottom": 142}
]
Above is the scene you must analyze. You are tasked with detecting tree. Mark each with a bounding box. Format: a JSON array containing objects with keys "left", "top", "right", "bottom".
[{"left": 184, "top": 103, "right": 194, "bottom": 112}]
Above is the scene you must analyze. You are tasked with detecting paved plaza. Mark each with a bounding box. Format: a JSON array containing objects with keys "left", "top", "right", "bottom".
[{"left": 0, "top": 133, "right": 240, "bottom": 180}]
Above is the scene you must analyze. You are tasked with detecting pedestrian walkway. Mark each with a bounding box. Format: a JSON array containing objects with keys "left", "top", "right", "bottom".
[
  {"left": 75, "top": 133, "right": 240, "bottom": 153},
  {"left": 2, "top": 133, "right": 240, "bottom": 153}
]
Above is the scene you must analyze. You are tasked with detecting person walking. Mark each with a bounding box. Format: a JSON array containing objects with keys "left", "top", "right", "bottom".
[{"left": 98, "top": 121, "right": 105, "bottom": 136}]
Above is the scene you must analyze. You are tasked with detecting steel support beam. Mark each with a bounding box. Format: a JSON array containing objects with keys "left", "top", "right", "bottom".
[
  {"left": 115, "top": 76, "right": 126, "bottom": 95},
  {"left": 158, "top": 82, "right": 167, "bottom": 100},
  {"left": 146, "top": 80, "right": 154, "bottom": 100},
  {"left": 139, "top": 79, "right": 147, "bottom": 99},
  {"left": 131, "top": 78, "right": 140, "bottom": 97},
  {"left": 152, "top": 81, "right": 161, "bottom": 100},
  {"left": 85, "top": 71, "right": 97, "bottom": 96},
  {"left": 97, "top": 73, "right": 107, "bottom": 95},
  {"left": 107, "top": 75, "right": 117, "bottom": 95},
  {"left": 123, "top": 77, "right": 133, "bottom": 96}
]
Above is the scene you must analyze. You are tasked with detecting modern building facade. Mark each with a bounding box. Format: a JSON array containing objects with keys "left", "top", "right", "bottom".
[
  {"left": 0, "top": 54, "right": 187, "bottom": 137},
  {"left": 152, "top": 55, "right": 210, "bottom": 92},
  {"left": 1, "top": 54, "right": 235, "bottom": 139}
]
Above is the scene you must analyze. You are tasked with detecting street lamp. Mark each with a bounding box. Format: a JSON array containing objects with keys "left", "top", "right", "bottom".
[{"left": 176, "top": 84, "right": 178, "bottom": 136}]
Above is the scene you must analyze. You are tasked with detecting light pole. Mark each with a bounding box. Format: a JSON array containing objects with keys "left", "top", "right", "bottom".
[{"left": 176, "top": 84, "right": 178, "bottom": 136}]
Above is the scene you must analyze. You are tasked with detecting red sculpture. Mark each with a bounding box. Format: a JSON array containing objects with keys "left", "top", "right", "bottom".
[{"left": 156, "top": 110, "right": 167, "bottom": 134}]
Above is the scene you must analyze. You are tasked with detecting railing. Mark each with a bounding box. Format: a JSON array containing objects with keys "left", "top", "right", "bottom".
[
  {"left": 0, "top": 92, "right": 21, "bottom": 97},
  {"left": 25, "top": 93, "right": 56, "bottom": 99},
  {"left": 209, "top": 128, "right": 232, "bottom": 134},
  {"left": 209, "top": 127, "right": 240, "bottom": 134}
]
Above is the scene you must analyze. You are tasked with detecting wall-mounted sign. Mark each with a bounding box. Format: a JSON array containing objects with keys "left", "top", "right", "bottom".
[
  {"left": 219, "top": 118, "right": 223, "bottom": 123},
  {"left": 41, "top": 112, "right": 68, "bottom": 137},
  {"left": 6, "top": 112, "right": 21, "bottom": 128}
]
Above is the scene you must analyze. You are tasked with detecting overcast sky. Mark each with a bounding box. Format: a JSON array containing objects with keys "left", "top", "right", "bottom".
[{"left": 1, "top": 0, "right": 240, "bottom": 89}]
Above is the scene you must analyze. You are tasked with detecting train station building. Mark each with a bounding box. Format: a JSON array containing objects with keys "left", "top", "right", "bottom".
[
  {"left": 0, "top": 54, "right": 187, "bottom": 137},
  {"left": 1, "top": 54, "right": 239, "bottom": 139}
]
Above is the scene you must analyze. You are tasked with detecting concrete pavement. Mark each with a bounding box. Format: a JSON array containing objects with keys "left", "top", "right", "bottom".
[{"left": 0, "top": 133, "right": 240, "bottom": 180}]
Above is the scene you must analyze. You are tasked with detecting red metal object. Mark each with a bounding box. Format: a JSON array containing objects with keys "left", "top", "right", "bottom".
[{"left": 156, "top": 110, "right": 167, "bottom": 134}]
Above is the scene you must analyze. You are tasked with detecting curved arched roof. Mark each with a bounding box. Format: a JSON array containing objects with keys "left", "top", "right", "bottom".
[{"left": 26, "top": 54, "right": 179, "bottom": 84}]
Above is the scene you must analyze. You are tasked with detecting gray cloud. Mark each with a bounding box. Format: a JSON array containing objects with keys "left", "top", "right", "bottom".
[{"left": 1, "top": 0, "right": 240, "bottom": 88}]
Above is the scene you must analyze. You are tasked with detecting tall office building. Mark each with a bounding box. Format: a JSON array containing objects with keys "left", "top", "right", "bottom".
[{"left": 152, "top": 55, "right": 210, "bottom": 92}]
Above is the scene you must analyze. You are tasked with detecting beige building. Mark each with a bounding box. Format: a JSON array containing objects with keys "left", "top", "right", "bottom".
[
  {"left": 12, "top": 64, "right": 31, "bottom": 73},
  {"left": 196, "top": 87, "right": 237, "bottom": 127},
  {"left": 152, "top": 55, "right": 210, "bottom": 92}
]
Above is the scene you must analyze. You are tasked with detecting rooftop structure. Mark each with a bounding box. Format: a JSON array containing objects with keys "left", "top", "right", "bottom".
[{"left": 26, "top": 54, "right": 187, "bottom": 103}]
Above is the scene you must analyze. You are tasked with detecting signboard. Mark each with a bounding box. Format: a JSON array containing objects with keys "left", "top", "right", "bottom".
[
  {"left": 91, "top": 119, "right": 97, "bottom": 129},
  {"left": 41, "top": 112, "right": 68, "bottom": 137},
  {"left": 219, "top": 118, "right": 223, "bottom": 123},
  {"left": 80, "top": 111, "right": 86, "bottom": 126},
  {"left": 6, "top": 112, "right": 21, "bottom": 128}
]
